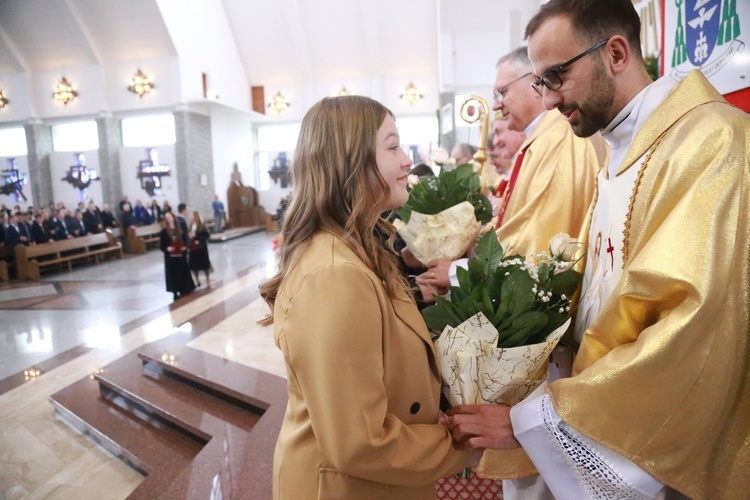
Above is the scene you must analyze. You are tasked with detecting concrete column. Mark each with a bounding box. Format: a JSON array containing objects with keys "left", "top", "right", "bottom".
[
  {"left": 439, "top": 91, "right": 456, "bottom": 152},
  {"left": 96, "top": 116, "right": 122, "bottom": 208},
  {"left": 24, "top": 122, "right": 54, "bottom": 207},
  {"left": 173, "top": 110, "right": 215, "bottom": 217}
]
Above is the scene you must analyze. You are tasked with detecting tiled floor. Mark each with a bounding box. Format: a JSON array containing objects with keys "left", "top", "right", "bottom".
[{"left": 0, "top": 231, "right": 285, "bottom": 499}]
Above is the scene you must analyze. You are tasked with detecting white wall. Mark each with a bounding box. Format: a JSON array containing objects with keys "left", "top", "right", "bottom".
[
  {"left": 0, "top": 155, "right": 34, "bottom": 208},
  {"left": 157, "top": 0, "right": 250, "bottom": 109},
  {"left": 33, "top": 66, "right": 105, "bottom": 119},
  {"left": 209, "top": 107, "right": 254, "bottom": 209},
  {"left": 0, "top": 73, "right": 33, "bottom": 124},
  {"left": 49, "top": 150, "right": 104, "bottom": 209},
  {"left": 106, "top": 57, "right": 182, "bottom": 112},
  {"left": 119, "top": 145, "right": 179, "bottom": 209},
  {"left": 261, "top": 73, "right": 441, "bottom": 124}
]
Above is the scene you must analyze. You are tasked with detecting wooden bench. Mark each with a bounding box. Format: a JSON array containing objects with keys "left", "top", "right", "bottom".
[
  {"left": 125, "top": 223, "right": 162, "bottom": 254},
  {"left": 0, "top": 245, "right": 13, "bottom": 281},
  {"left": 15, "top": 232, "right": 123, "bottom": 280}
]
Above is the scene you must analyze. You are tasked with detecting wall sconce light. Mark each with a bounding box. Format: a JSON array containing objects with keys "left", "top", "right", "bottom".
[
  {"left": 268, "top": 91, "right": 290, "bottom": 112},
  {"left": 53, "top": 77, "right": 78, "bottom": 105},
  {"left": 0, "top": 91, "right": 8, "bottom": 109},
  {"left": 337, "top": 86, "right": 351, "bottom": 96},
  {"left": 400, "top": 82, "right": 423, "bottom": 105},
  {"left": 128, "top": 69, "right": 154, "bottom": 97}
]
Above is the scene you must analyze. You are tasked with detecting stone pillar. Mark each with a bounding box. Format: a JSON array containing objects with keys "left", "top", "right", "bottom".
[
  {"left": 24, "top": 122, "right": 54, "bottom": 208},
  {"left": 96, "top": 116, "right": 122, "bottom": 208},
  {"left": 173, "top": 110, "right": 215, "bottom": 217},
  {"left": 439, "top": 91, "right": 457, "bottom": 152}
]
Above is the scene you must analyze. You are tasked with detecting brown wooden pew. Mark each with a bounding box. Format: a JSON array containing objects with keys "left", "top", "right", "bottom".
[
  {"left": 125, "top": 223, "right": 162, "bottom": 254},
  {"left": 15, "top": 232, "right": 123, "bottom": 280},
  {"left": 0, "top": 245, "right": 13, "bottom": 281}
]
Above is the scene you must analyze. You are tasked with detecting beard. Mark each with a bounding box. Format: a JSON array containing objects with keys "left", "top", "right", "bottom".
[{"left": 560, "top": 59, "right": 616, "bottom": 137}]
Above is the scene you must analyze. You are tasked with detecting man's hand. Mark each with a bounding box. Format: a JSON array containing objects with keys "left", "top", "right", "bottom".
[
  {"left": 416, "top": 275, "right": 446, "bottom": 302},
  {"left": 423, "top": 260, "right": 452, "bottom": 289},
  {"left": 447, "top": 405, "right": 521, "bottom": 450},
  {"left": 401, "top": 247, "right": 425, "bottom": 270}
]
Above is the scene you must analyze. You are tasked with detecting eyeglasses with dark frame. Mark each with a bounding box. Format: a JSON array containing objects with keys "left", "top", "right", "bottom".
[
  {"left": 492, "top": 72, "right": 533, "bottom": 102},
  {"left": 531, "top": 38, "right": 611, "bottom": 96}
]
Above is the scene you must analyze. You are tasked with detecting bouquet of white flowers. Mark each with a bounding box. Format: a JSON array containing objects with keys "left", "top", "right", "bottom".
[
  {"left": 423, "top": 231, "right": 582, "bottom": 478},
  {"left": 393, "top": 148, "right": 492, "bottom": 265}
]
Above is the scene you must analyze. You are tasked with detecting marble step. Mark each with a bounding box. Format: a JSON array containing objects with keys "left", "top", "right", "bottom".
[
  {"left": 49, "top": 370, "right": 203, "bottom": 500},
  {"left": 95, "top": 353, "right": 262, "bottom": 446},
  {"left": 134, "top": 337, "right": 287, "bottom": 499},
  {"left": 51, "top": 329, "right": 287, "bottom": 499}
]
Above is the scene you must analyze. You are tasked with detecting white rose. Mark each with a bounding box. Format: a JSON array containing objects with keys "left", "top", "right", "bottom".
[
  {"left": 429, "top": 148, "right": 450, "bottom": 165},
  {"left": 549, "top": 233, "right": 580, "bottom": 261},
  {"left": 407, "top": 174, "right": 420, "bottom": 188}
]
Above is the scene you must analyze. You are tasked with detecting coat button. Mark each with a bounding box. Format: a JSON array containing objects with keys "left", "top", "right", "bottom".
[{"left": 410, "top": 402, "right": 420, "bottom": 414}]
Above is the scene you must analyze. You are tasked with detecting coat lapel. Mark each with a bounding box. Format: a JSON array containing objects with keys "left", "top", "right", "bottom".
[{"left": 391, "top": 292, "right": 441, "bottom": 379}]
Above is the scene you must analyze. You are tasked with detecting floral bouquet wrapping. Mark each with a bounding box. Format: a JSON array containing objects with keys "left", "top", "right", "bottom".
[
  {"left": 393, "top": 149, "right": 492, "bottom": 266},
  {"left": 423, "top": 231, "right": 582, "bottom": 479}
]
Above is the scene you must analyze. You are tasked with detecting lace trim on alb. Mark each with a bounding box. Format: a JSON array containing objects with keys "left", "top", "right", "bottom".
[{"left": 539, "top": 395, "right": 655, "bottom": 500}]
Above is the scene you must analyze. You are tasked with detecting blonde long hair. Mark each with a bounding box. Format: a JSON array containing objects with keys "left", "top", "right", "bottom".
[{"left": 259, "top": 96, "right": 408, "bottom": 325}]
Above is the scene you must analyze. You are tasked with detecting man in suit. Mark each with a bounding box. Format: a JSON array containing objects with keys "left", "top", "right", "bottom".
[
  {"left": 31, "top": 213, "right": 51, "bottom": 244},
  {"left": 177, "top": 203, "right": 190, "bottom": 246},
  {"left": 71, "top": 211, "right": 87, "bottom": 237},
  {"left": 55, "top": 209, "right": 73, "bottom": 240},
  {"left": 42, "top": 210, "right": 58, "bottom": 241},
  {"left": 82, "top": 202, "right": 102, "bottom": 234},
  {"left": 17, "top": 212, "right": 31, "bottom": 245},
  {"left": 4, "top": 213, "right": 23, "bottom": 247},
  {"left": 100, "top": 203, "right": 116, "bottom": 229}
]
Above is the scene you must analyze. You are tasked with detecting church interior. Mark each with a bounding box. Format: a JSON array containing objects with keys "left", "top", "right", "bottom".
[{"left": 0, "top": 0, "right": 747, "bottom": 498}]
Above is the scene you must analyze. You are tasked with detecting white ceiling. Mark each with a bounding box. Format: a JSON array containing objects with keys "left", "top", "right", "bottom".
[{"left": 0, "top": 0, "right": 547, "bottom": 107}]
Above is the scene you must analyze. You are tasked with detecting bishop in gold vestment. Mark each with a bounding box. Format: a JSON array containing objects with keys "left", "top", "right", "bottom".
[{"left": 549, "top": 70, "right": 750, "bottom": 499}]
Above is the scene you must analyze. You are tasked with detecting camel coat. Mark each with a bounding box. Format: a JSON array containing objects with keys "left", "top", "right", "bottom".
[{"left": 273, "top": 231, "right": 469, "bottom": 499}]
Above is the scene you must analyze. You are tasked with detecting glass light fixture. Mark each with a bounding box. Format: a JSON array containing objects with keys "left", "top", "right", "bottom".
[
  {"left": 337, "top": 86, "right": 351, "bottom": 96},
  {"left": 268, "top": 91, "right": 290, "bottom": 112},
  {"left": 400, "top": 82, "right": 423, "bottom": 105},
  {"left": 0, "top": 91, "right": 8, "bottom": 109},
  {"left": 128, "top": 69, "right": 154, "bottom": 97},
  {"left": 53, "top": 77, "right": 78, "bottom": 105}
]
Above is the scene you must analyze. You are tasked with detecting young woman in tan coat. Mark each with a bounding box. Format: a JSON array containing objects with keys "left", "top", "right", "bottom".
[{"left": 260, "top": 96, "right": 475, "bottom": 499}]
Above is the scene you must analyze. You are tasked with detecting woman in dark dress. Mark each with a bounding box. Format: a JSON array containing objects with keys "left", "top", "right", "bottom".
[
  {"left": 188, "top": 211, "right": 212, "bottom": 287},
  {"left": 159, "top": 211, "right": 195, "bottom": 300}
]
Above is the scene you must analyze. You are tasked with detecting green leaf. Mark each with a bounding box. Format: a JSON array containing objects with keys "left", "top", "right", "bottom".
[
  {"left": 456, "top": 265, "right": 471, "bottom": 291},
  {"left": 475, "top": 231, "right": 504, "bottom": 275},
  {"left": 501, "top": 269, "right": 536, "bottom": 316},
  {"left": 467, "top": 257, "right": 486, "bottom": 284},
  {"left": 396, "top": 206, "right": 412, "bottom": 223},
  {"left": 422, "top": 302, "right": 463, "bottom": 332},
  {"left": 481, "top": 287, "right": 495, "bottom": 320},
  {"left": 397, "top": 161, "right": 492, "bottom": 223},
  {"left": 468, "top": 193, "right": 493, "bottom": 224},
  {"left": 550, "top": 268, "right": 583, "bottom": 296},
  {"left": 498, "top": 311, "right": 548, "bottom": 348}
]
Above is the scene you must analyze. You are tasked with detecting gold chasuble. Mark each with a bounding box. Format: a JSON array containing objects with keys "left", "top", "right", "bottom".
[
  {"left": 495, "top": 109, "right": 606, "bottom": 259},
  {"left": 548, "top": 71, "right": 750, "bottom": 498},
  {"left": 478, "top": 109, "right": 607, "bottom": 480}
]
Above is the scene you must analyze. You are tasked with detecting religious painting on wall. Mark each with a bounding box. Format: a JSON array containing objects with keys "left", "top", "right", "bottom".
[
  {"left": 136, "top": 148, "right": 171, "bottom": 197},
  {"left": 0, "top": 158, "right": 28, "bottom": 202},
  {"left": 61, "top": 153, "right": 100, "bottom": 201}
]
